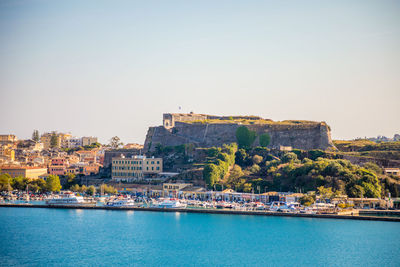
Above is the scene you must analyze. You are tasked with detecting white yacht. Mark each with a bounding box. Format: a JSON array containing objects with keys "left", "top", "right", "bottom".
[
  {"left": 157, "top": 198, "right": 187, "bottom": 209},
  {"left": 106, "top": 198, "right": 136, "bottom": 207},
  {"left": 46, "top": 191, "right": 96, "bottom": 207}
]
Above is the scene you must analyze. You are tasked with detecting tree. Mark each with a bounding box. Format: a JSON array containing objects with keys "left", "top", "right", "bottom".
[
  {"left": 109, "top": 136, "right": 123, "bottom": 149},
  {"left": 259, "top": 133, "right": 271, "bottom": 147},
  {"left": 235, "top": 126, "right": 257, "bottom": 149},
  {"left": 317, "top": 186, "right": 334, "bottom": 202},
  {"left": 235, "top": 149, "right": 250, "bottom": 167},
  {"left": 249, "top": 164, "right": 261, "bottom": 174},
  {"left": 11, "top": 176, "right": 30, "bottom": 191},
  {"left": 86, "top": 185, "right": 96, "bottom": 196},
  {"left": 46, "top": 175, "right": 62, "bottom": 192},
  {"left": 32, "top": 130, "right": 40, "bottom": 142},
  {"left": 64, "top": 173, "right": 77, "bottom": 189},
  {"left": 100, "top": 184, "right": 118, "bottom": 195},
  {"left": 299, "top": 194, "right": 315, "bottom": 206},
  {"left": 203, "top": 164, "right": 220, "bottom": 187},
  {"left": 227, "top": 165, "right": 244, "bottom": 184},
  {"left": 0, "top": 173, "right": 12, "bottom": 191},
  {"left": 31, "top": 179, "right": 46, "bottom": 193},
  {"left": 243, "top": 183, "right": 252, "bottom": 193},
  {"left": 363, "top": 162, "right": 383, "bottom": 175},
  {"left": 50, "top": 133, "right": 59, "bottom": 148},
  {"left": 66, "top": 173, "right": 76, "bottom": 183},
  {"left": 252, "top": 155, "right": 263, "bottom": 164},
  {"left": 281, "top": 152, "right": 298, "bottom": 163},
  {"left": 80, "top": 185, "right": 87, "bottom": 193},
  {"left": 70, "top": 184, "right": 80, "bottom": 192}
]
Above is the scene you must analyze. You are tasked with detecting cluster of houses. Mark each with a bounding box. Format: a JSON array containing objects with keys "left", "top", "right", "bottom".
[{"left": 0, "top": 133, "right": 103, "bottom": 179}]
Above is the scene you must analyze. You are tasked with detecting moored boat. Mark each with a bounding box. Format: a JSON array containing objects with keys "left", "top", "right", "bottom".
[
  {"left": 105, "top": 198, "right": 136, "bottom": 207},
  {"left": 46, "top": 191, "right": 96, "bottom": 207},
  {"left": 157, "top": 198, "right": 187, "bottom": 208}
]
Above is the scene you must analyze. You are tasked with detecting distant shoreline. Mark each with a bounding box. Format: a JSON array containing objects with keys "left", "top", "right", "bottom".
[{"left": 1, "top": 203, "right": 399, "bottom": 222}]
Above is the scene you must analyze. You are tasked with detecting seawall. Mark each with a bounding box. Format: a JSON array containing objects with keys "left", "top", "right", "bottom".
[{"left": 1, "top": 204, "right": 399, "bottom": 222}]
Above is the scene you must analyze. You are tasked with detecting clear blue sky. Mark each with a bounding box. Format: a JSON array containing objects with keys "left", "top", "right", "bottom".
[{"left": 1, "top": 0, "right": 399, "bottom": 144}]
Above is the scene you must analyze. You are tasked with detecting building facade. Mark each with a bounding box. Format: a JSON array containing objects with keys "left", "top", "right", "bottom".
[
  {"left": 112, "top": 155, "right": 163, "bottom": 181},
  {"left": 82, "top": 136, "right": 98, "bottom": 146},
  {"left": 0, "top": 134, "right": 18, "bottom": 144},
  {"left": 0, "top": 166, "right": 48, "bottom": 179}
]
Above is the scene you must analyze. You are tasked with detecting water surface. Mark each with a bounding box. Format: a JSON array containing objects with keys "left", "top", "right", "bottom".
[{"left": 1, "top": 207, "right": 399, "bottom": 266}]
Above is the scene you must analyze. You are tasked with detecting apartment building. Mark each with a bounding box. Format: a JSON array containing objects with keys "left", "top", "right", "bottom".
[
  {"left": 112, "top": 155, "right": 163, "bottom": 181},
  {"left": 0, "top": 145, "right": 15, "bottom": 162},
  {"left": 0, "top": 134, "right": 18, "bottom": 144},
  {"left": 82, "top": 136, "right": 98, "bottom": 146},
  {"left": 40, "top": 132, "right": 72, "bottom": 149},
  {"left": 0, "top": 166, "right": 48, "bottom": 179}
]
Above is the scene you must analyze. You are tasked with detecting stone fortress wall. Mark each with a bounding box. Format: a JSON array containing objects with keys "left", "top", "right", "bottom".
[{"left": 145, "top": 113, "right": 335, "bottom": 152}]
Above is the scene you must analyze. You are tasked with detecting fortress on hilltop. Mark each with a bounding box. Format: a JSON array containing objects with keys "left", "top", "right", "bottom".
[{"left": 144, "top": 112, "right": 335, "bottom": 152}]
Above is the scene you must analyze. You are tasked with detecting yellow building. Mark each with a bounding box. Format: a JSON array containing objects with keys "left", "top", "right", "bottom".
[
  {"left": 1, "top": 166, "right": 48, "bottom": 179},
  {"left": 40, "top": 132, "right": 71, "bottom": 149},
  {"left": 0, "top": 145, "right": 15, "bottom": 161},
  {"left": 112, "top": 155, "right": 163, "bottom": 181},
  {"left": 0, "top": 134, "right": 17, "bottom": 144}
]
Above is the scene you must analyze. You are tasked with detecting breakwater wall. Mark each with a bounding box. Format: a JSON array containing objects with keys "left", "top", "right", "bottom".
[{"left": 1, "top": 204, "right": 399, "bottom": 222}]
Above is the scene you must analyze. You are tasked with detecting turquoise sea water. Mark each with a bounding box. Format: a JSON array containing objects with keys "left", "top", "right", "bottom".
[{"left": 1, "top": 208, "right": 399, "bottom": 266}]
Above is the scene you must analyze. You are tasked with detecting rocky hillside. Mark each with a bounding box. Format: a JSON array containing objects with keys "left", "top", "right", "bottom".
[{"left": 144, "top": 113, "right": 335, "bottom": 152}]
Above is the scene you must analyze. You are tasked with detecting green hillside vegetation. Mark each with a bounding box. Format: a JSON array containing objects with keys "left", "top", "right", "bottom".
[
  {"left": 202, "top": 145, "right": 400, "bottom": 197},
  {"left": 334, "top": 140, "right": 400, "bottom": 152},
  {"left": 333, "top": 140, "right": 400, "bottom": 161},
  {"left": 203, "top": 143, "right": 237, "bottom": 188}
]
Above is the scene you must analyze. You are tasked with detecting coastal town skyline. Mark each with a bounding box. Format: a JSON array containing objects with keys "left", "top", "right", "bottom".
[
  {"left": 1, "top": 0, "right": 400, "bottom": 143},
  {"left": 1, "top": 2, "right": 400, "bottom": 265}
]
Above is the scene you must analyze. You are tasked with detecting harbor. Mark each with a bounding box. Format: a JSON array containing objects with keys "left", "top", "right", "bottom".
[{"left": 1, "top": 202, "right": 399, "bottom": 222}]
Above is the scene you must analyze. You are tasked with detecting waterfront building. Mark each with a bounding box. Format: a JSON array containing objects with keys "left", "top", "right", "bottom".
[
  {"left": 384, "top": 168, "right": 400, "bottom": 177},
  {"left": 163, "top": 183, "right": 193, "bottom": 197},
  {"left": 347, "top": 198, "right": 391, "bottom": 209},
  {"left": 104, "top": 148, "right": 143, "bottom": 167},
  {"left": 0, "top": 166, "right": 48, "bottom": 179},
  {"left": 112, "top": 155, "right": 163, "bottom": 181}
]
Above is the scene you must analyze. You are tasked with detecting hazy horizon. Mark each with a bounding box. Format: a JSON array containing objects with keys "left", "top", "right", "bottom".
[{"left": 1, "top": 1, "right": 399, "bottom": 144}]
